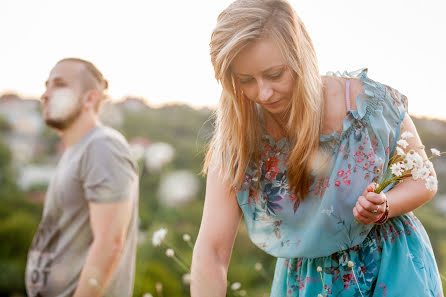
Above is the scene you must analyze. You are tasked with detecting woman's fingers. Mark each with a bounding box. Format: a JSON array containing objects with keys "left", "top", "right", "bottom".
[
  {"left": 355, "top": 199, "right": 374, "bottom": 220},
  {"left": 353, "top": 206, "right": 372, "bottom": 224},
  {"left": 365, "top": 191, "right": 386, "bottom": 205},
  {"left": 361, "top": 183, "right": 376, "bottom": 196}
]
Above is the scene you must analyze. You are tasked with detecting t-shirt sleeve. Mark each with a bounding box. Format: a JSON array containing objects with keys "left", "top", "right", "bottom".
[{"left": 81, "top": 136, "right": 138, "bottom": 203}]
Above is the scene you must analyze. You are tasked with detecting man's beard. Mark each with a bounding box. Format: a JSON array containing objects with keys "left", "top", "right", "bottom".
[{"left": 44, "top": 88, "right": 83, "bottom": 131}]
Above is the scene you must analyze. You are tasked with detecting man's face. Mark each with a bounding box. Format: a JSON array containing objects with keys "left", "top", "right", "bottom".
[{"left": 40, "top": 61, "right": 87, "bottom": 130}]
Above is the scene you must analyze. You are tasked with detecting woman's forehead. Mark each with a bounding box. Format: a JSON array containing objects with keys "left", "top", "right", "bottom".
[{"left": 232, "top": 38, "right": 286, "bottom": 75}]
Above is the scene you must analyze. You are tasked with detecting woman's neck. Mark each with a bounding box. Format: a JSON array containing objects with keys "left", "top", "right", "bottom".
[{"left": 262, "top": 108, "right": 289, "bottom": 141}]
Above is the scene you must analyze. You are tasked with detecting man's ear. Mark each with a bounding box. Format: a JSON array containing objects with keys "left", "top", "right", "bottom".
[{"left": 83, "top": 90, "right": 100, "bottom": 110}]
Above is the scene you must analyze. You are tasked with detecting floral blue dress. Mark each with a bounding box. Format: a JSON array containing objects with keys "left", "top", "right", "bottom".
[{"left": 236, "top": 69, "right": 444, "bottom": 296}]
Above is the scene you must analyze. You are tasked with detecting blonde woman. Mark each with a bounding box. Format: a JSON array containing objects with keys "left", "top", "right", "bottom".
[{"left": 191, "top": 0, "right": 443, "bottom": 296}]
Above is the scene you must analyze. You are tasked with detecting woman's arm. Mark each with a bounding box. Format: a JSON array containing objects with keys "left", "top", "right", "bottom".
[
  {"left": 354, "top": 114, "right": 438, "bottom": 224},
  {"left": 191, "top": 157, "right": 242, "bottom": 297}
]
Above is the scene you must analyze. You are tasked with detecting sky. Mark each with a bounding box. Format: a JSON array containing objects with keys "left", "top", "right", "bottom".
[{"left": 1, "top": 0, "right": 445, "bottom": 119}]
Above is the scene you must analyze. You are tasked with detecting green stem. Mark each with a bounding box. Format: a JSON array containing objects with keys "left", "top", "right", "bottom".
[
  {"left": 171, "top": 255, "right": 190, "bottom": 273},
  {"left": 319, "top": 271, "right": 326, "bottom": 296},
  {"left": 351, "top": 265, "right": 365, "bottom": 297},
  {"left": 186, "top": 241, "right": 194, "bottom": 250}
]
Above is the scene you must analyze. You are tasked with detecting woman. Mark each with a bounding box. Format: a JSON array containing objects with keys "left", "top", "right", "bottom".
[{"left": 191, "top": 0, "right": 443, "bottom": 296}]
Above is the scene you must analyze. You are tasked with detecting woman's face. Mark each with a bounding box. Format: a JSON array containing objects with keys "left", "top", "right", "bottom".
[{"left": 232, "top": 38, "right": 294, "bottom": 114}]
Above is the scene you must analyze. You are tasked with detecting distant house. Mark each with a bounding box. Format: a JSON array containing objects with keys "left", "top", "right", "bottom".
[
  {"left": 18, "top": 165, "right": 56, "bottom": 190},
  {"left": 0, "top": 95, "right": 44, "bottom": 163},
  {"left": 120, "top": 97, "right": 148, "bottom": 112}
]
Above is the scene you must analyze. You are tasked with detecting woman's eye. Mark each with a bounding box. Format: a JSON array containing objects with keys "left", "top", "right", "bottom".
[
  {"left": 239, "top": 78, "right": 254, "bottom": 84},
  {"left": 269, "top": 71, "right": 283, "bottom": 80}
]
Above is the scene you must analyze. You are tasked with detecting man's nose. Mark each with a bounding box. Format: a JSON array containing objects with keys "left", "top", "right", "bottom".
[
  {"left": 40, "top": 89, "right": 50, "bottom": 103},
  {"left": 257, "top": 80, "right": 273, "bottom": 102}
]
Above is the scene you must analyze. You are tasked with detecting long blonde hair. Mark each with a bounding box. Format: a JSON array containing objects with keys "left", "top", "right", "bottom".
[{"left": 203, "top": 0, "right": 323, "bottom": 199}]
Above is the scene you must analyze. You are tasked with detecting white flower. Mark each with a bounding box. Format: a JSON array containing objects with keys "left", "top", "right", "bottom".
[
  {"left": 396, "top": 147, "right": 405, "bottom": 157},
  {"left": 397, "top": 139, "right": 409, "bottom": 149},
  {"left": 401, "top": 131, "right": 414, "bottom": 139},
  {"left": 318, "top": 294, "right": 323, "bottom": 297},
  {"left": 404, "top": 151, "right": 423, "bottom": 170},
  {"left": 143, "top": 294, "right": 154, "bottom": 297},
  {"left": 165, "top": 248, "right": 175, "bottom": 258},
  {"left": 348, "top": 261, "right": 354, "bottom": 268},
  {"left": 390, "top": 162, "right": 405, "bottom": 177},
  {"left": 231, "top": 282, "right": 242, "bottom": 291},
  {"left": 317, "top": 266, "right": 322, "bottom": 272},
  {"left": 152, "top": 228, "right": 167, "bottom": 246},
  {"left": 425, "top": 176, "right": 438, "bottom": 191},
  {"left": 254, "top": 263, "right": 263, "bottom": 271},
  {"left": 412, "top": 166, "right": 430, "bottom": 181},
  {"left": 431, "top": 148, "right": 441, "bottom": 157},
  {"left": 182, "top": 273, "right": 192, "bottom": 285},
  {"left": 425, "top": 160, "right": 434, "bottom": 173},
  {"left": 183, "top": 234, "right": 191, "bottom": 242}
]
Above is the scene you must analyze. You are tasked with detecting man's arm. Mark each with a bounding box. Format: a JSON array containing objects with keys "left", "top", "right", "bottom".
[{"left": 72, "top": 198, "right": 133, "bottom": 297}]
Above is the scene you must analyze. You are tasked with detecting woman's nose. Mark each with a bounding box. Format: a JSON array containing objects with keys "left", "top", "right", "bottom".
[{"left": 257, "top": 80, "right": 273, "bottom": 102}]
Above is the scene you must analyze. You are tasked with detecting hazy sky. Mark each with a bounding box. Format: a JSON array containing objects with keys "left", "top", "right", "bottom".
[{"left": 1, "top": 0, "right": 445, "bottom": 119}]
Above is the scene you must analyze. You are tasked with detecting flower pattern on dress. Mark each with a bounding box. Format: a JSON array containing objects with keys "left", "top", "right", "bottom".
[{"left": 236, "top": 69, "right": 443, "bottom": 296}]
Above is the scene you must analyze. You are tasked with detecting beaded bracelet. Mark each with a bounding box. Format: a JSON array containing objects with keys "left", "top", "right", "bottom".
[{"left": 374, "top": 198, "right": 389, "bottom": 225}]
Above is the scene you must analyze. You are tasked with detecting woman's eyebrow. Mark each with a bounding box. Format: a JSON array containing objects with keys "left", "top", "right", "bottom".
[{"left": 234, "top": 65, "right": 285, "bottom": 77}]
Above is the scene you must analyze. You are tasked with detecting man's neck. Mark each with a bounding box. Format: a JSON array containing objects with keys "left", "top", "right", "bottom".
[{"left": 59, "top": 114, "right": 99, "bottom": 148}]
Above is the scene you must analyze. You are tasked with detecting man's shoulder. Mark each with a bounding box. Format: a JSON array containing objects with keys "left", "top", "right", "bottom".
[{"left": 87, "top": 125, "right": 130, "bottom": 149}]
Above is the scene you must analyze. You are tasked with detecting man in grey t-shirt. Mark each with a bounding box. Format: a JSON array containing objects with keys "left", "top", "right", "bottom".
[{"left": 26, "top": 58, "right": 139, "bottom": 297}]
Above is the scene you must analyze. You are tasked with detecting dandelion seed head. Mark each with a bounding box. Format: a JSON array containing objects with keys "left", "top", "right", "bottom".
[
  {"left": 182, "top": 273, "right": 192, "bottom": 285},
  {"left": 348, "top": 261, "right": 354, "bottom": 268},
  {"left": 183, "top": 234, "right": 191, "bottom": 242},
  {"left": 231, "top": 282, "right": 241, "bottom": 291},
  {"left": 255, "top": 263, "right": 263, "bottom": 271},
  {"left": 317, "top": 266, "right": 322, "bottom": 272},
  {"left": 143, "top": 294, "right": 154, "bottom": 297},
  {"left": 239, "top": 290, "right": 247, "bottom": 296},
  {"left": 165, "top": 248, "right": 175, "bottom": 258},
  {"left": 152, "top": 228, "right": 167, "bottom": 246}
]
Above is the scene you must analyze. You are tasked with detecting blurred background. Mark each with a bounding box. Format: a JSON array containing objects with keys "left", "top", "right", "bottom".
[{"left": 1, "top": 0, "right": 445, "bottom": 296}]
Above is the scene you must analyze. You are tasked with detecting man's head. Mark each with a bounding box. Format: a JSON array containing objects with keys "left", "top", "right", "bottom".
[{"left": 41, "top": 58, "right": 108, "bottom": 130}]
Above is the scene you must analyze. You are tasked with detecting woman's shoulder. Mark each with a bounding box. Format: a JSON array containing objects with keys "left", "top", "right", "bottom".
[{"left": 320, "top": 68, "right": 408, "bottom": 136}]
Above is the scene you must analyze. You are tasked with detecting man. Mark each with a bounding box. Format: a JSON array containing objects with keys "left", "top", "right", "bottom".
[{"left": 25, "top": 58, "right": 139, "bottom": 297}]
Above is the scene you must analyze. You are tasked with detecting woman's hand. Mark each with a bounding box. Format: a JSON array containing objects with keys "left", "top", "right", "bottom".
[{"left": 353, "top": 183, "right": 387, "bottom": 225}]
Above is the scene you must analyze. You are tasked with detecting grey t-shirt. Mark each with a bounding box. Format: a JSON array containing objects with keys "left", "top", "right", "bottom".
[{"left": 25, "top": 125, "right": 139, "bottom": 297}]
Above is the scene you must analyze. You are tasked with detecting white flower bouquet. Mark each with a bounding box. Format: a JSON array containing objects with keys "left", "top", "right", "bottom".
[{"left": 374, "top": 131, "right": 443, "bottom": 194}]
